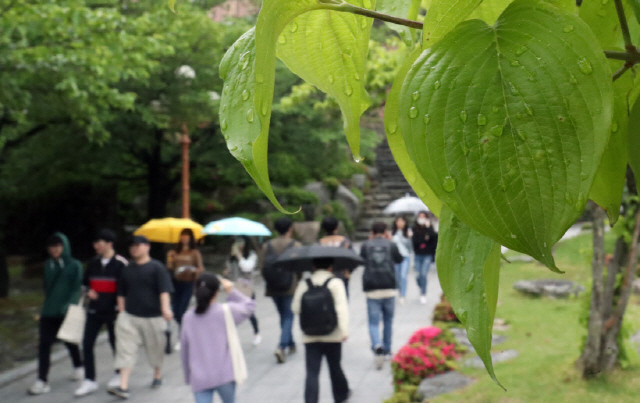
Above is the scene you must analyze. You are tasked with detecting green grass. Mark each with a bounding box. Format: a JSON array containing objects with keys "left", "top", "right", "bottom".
[{"left": 433, "top": 232, "right": 640, "bottom": 403}]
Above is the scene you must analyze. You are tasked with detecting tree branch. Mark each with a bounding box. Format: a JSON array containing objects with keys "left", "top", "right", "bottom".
[
  {"left": 613, "top": 63, "right": 632, "bottom": 81},
  {"left": 614, "top": 0, "right": 634, "bottom": 51},
  {"left": 323, "top": 1, "right": 424, "bottom": 29}
]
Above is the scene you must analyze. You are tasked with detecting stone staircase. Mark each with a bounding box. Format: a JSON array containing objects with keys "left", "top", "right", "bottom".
[{"left": 354, "top": 138, "right": 415, "bottom": 240}]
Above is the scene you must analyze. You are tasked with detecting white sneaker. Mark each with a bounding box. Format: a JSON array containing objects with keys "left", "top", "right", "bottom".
[
  {"left": 253, "top": 334, "right": 262, "bottom": 345},
  {"left": 28, "top": 380, "right": 50, "bottom": 395},
  {"left": 74, "top": 380, "right": 98, "bottom": 397},
  {"left": 174, "top": 341, "right": 181, "bottom": 351},
  {"left": 107, "top": 374, "right": 121, "bottom": 389},
  {"left": 70, "top": 367, "right": 85, "bottom": 381},
  {"left": 420, "top": 296, "right": 427, "bottom": 305},
  {"left": 399, "top": 297, "right": 406, "bottom": 305}
]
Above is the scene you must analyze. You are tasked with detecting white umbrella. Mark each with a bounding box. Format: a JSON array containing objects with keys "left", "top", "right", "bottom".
[{"left": 383, "top": 194, "right": 430, "bottom": 215}]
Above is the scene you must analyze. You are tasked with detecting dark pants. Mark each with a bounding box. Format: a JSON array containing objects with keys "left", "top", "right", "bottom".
[
  {"left": 304, "top": 343, "right": 349, "bottom": 403},
  {"left": 38, "top": 317, "right": 83, "bottom": 382},
  {"left": 249, "top": 293, "right": 259, "bottom": 335},
  {"left": 83, "top": 312, "right": 117, "bottom": 381},
  {"left": 172, "top": 280, "right": 194, "bottom": 326},
  {"left": 272, "top": 295, "right": 294, "bottom": 349}
]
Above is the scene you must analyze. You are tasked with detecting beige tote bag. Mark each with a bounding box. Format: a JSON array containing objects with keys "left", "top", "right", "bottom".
[
  {"left": 222, "top": 303, "right": 248, "bottom": 385},
  {"left": 57, "top": 294, "right": 86, "bottom": 345}
]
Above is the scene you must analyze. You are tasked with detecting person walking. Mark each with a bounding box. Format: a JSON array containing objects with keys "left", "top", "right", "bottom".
[
  {"left": 259, "top": 217, "right": 301, "bottom": 363},
  {"left": 292, "top": 258, "right": 350, "bottom": 403},
  {"left": 412, "top": 211, "right": 438, "bottom": 304},
  {"left": 360, "top": 222, "right": 403, "bottom": 370},
  {"left": 74, "top": 229, "right": 128, "bottom": 397},
  {"left": 28, "top": 233, "right": 84, "bottom": 395},
  {"left": 180, "top": 273, "right": 255, "bottom": 403},
  {"left": 108, "top": 235, "right": 174, "bottom": 400},
  {"left": 227, "top": 236, "right": 261, "bottom": 345},
  {"left": 166, "top": 228, "right": 204, "bottom": 340},
  {"left": 391, "top": 217, "right": 413, "bottom": 305},
  {"left": 318, "top": 216, "right": 353, "bottom": 298}
]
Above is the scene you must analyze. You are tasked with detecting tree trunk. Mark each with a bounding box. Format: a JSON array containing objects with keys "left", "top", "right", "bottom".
[
  {"left": 578, "top": 202, "right": 640, "bottom": 378},
  {"left": 146, "top": 129, "right": 172, "bottom": 219}
]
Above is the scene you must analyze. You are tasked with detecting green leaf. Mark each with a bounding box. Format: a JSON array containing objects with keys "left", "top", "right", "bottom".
[
  {"left": 399, "top": 0, "right": 613, "bottom": 270},
  {"left": 629, "top": 97, "right": 640, "bottom": 192},
  {"left": 219, "top": 28, "right": 288, "bottom": 212},
  {"left": 377, "top": 0, "right": 420, "bottom": 45},
  {"left": 470, "top": 0, "right": 574, "bottom": 23},
  {"left": 169, "top": 0, "right": 177, "bottom": 13},
  {"left": 422, "top": 0, "right": 483, "bottom": 47},
  {"left": 276, "top": 0, "right": 375, "bottom": 161},
  {"left": 628, "top": 0, "right": 640, "bottom": 25},
  {"left": 436, "top": 205, "right": 502, "bottom": 387},
  {"left": 589, "top": 61, "right": 631, "bottom": 224},
  {"left": 385, "top": 48, "right": 443, "bottom": 217}
]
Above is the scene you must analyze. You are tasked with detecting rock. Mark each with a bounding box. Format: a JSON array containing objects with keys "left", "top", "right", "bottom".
[
  {"left": 493, "top": 318, "right": 511, "bottom": 331},
  {"left": 352, "top": 174, "right": 367, "bottom": 190},
  {"left": 368, "top": 167, "right": 378, "bottom": 179},
  {"left": 450, "top": 328, "right": 506, "bottom": 351},
  {"left": 416, "top": 372, "right": 474, "bottom": 400},
  {"left": 465, "top": 349, "right": 519, "bottom": 368},
  {"left": 513, "top": 279, "right": 585, "bottom": 298},
  {"left": 304, "top": 182, "right": 331, "bottom": 207},
  {"left": 335, "top": 185, "right": 361, "bottom": 221},
  {"left": 633, "top": 279, "right": 640, "bottom": 295},
  {"left": 293, "top": 222, "right": 321, "bottom": 245}
]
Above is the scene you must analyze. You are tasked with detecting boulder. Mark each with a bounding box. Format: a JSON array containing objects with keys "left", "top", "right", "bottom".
[
  {"left": 303, "top": 182, "right": 331, "bottom": 207},
  {"left": 352, "top": 174, "right": 367, "bottom": 190},
  {"left": 335, "top": 185, "right": 361, "bottom": 221},
  {"left": 449, "top": 328, "right": 506, "bottom": 351},
  {"left": 513, "top": 279, "right": 585, "bottom": 299},
  {"left": 293, "top": 221, "right": 321, "bottom": 245},
  {"left": 416, "top": 372, "right": 474, "bottom": 400}
]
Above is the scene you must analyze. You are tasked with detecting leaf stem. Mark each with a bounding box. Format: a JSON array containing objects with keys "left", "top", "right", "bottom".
[
  {"left": 323, "top": 1, "right": 424, "bottom": 30},
  {"left": 614, "top": 0, "right": 634, "bottom": 51},
  {"left": 612, "top": 63, "right": 632, "bottom": 82}
]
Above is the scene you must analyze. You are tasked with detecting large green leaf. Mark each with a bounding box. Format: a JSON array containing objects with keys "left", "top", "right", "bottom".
[
  {"left": 629, "top": 98, "right": 640, "bottom": 192},
  {"left": 470, "top": 0, "right": 574, "bottom": 24},
  {"left": 385, "top": 48, "right": 443, "bottom": 217},
  {"left": 437, "top": 205, "right": 502, "bottom": 386},
  {"left": 377, "top": 0, "right": 420, "bottom": 44},
  {"left": 399, "top": 0, "right": 613, "bottom": 270},
  {"left": 422, "top": 0, "right": 483, "bottom": 47},
  {"left": 276, "top": 0, "right": 375, "bottom": 161},
  {"left": 589, "top": 64, "right": 631, "bottom": 225}
]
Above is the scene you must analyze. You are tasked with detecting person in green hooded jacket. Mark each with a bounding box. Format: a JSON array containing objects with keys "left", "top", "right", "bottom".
[{"left": 28, "top": 233, "right": 84, "bottom": 396}]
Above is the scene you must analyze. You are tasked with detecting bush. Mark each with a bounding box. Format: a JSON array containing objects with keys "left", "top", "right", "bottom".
[
  {"left": 350, "top": 186, "right": 364, "bottom": 204},
  {"left": 323, "top": 177, "right": 341, "bottom": 197},
  {"left": 391, "top": 326, "right": 464, "bottom": 391},
  {"left": 433, "top": 296, "right": 459, "bottom": 323},
  {"left": 382, "top": 384, "right": 419, "bottom": 403}
]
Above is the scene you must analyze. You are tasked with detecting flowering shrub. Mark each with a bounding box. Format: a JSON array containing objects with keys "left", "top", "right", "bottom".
[
  {"left": 433, "top": 296, "right": 459, "bottom": 322},
  {"left": 391, "top": 326, "right": 465, "bottom": 391}
]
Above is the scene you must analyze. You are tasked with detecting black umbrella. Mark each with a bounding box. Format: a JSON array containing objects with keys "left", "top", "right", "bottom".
[{"left": 274, "top": 245, "right": 364, "bottom": 272}]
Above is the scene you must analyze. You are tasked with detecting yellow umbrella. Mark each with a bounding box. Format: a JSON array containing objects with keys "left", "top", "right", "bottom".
[{"left": 134, "top": 218, "right": 204, "bottom": 244}]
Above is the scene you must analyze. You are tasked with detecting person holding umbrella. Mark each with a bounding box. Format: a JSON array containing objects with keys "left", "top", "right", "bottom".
[
  {"left": 227, "top": 236, "right": 261, "bottom": 345},
  {"left": 166, "top": 228, "right": 205, "bottom": 345},
  {"left": 318, "top": 216, "right": 353, "bottom": 298},
  {"left": 412, "top": 212, "right": 438, "bottom": 304},
  {"left": 391, "top": 216, "right": 413, "bottom": 305}
]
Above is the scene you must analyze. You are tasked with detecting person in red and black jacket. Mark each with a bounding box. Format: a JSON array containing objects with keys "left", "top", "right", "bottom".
[{"left": 74, "top": 229, "right": 128, "bottom": 397}]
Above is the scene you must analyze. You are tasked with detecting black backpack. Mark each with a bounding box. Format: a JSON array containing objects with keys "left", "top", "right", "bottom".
[
  {"left": 262, "top": 240, "right": 296, "bottom": 292},
  {"left": 300, "top": 278, "right": 338, "bottom": 336},
  {"left": 362, "top": 241, "right": 396, "bottom": 291}
]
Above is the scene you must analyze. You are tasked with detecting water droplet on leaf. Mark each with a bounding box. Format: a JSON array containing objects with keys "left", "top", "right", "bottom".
[
  {"left": 412, "top": 91, "right": 420, "bottom": 101},
  {"left": 490, "top": 125, "right": 503, "bottom": 137},
  {"left": 423, "top": 114, "right": 431, "bottom": 125},
  {"left": 509, "top": 82, "right": 519, "bottom": 95},
  {"left": 328, "top": 74, "right": 335, "bottom": 84},
  {"left": 581, "top": 172, "right": 588, "bottom": 180},
  {"left": 465, "top": 273, "right": 474, "bottom": 292},
  {"left": 278, "top": 35, "right": 286, "bottom": 44},
  {"left": 492, "top": 106, "right": 500, "bottom": 113},
  {"left": 577, "top": 58, "right": 593, "bottom": 75},
  {"left": 345, "top": 84, "right": 353, "bottom": 96},
  {"left": 510, "top": 233, "right": 517, "bottom": 239},
  {"left": 388, "top": 123, "right": 398, "bottom": 134},
  {"left": 563, "top": 25, "right": 574, "bottom": 33},
  {"left": 510, "top": 60, "right": 520, "bottom": 67},
  {"left": 261, "top": 100, "right": 269, "bottom": 115},
  {"left": 221, "top": 119, "right": 228, "bottom": 131},
  {"left": 459, "top": 110, "right": 467, "bottom": 123},
  {"left": 611, "top": 121, "right": 619, "bottom": 133},
  {"left": 246, "top": 108, "right": 254, "bottom": 123},
  {"left": 455, "top": 243, "right": 461, "bottom": 251},
  {"left": 515, "top": 46, "right": 528, "bottom": 56},
  {"left": 442, "top": 176, "right": 457, "bottom": 192},
  {"left": 241, "top": 90, "right": 250, "bottom": 101},
  {"left": 477, "top": 114, "right": 487, "bottom": 126},
  {"left": 353, "top": 72, "right": 360, "bottom": 81},
  {"left": 290, "top": 21, "right": 298, "bottom": 33},
  {"left": 434, "top": 81, "right": 440, "bottom": 89},
  {"left": 409, "top": 107, "right": 418, "bottom": 119},
  {"left": 230, "top": 146, "right": 237, "bottom": 151}
]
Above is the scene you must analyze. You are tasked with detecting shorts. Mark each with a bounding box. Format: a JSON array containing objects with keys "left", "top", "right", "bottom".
[{"left": 114, "top": 311, "right": 166, "bottom": 369}]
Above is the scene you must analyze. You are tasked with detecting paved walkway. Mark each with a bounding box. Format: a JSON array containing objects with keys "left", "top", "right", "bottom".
[{"left": 0, "top": 265, "right": 441, "bottom": 403}]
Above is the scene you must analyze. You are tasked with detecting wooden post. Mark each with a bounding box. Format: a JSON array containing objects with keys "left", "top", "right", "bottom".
[{"left": 180, "top": 123, "right": 191, "bottom": 219}]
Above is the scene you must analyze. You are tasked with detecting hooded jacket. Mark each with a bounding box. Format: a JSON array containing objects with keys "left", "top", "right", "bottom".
[{"left": 41, "top": 232, "right": 83, "bottom": 318}]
